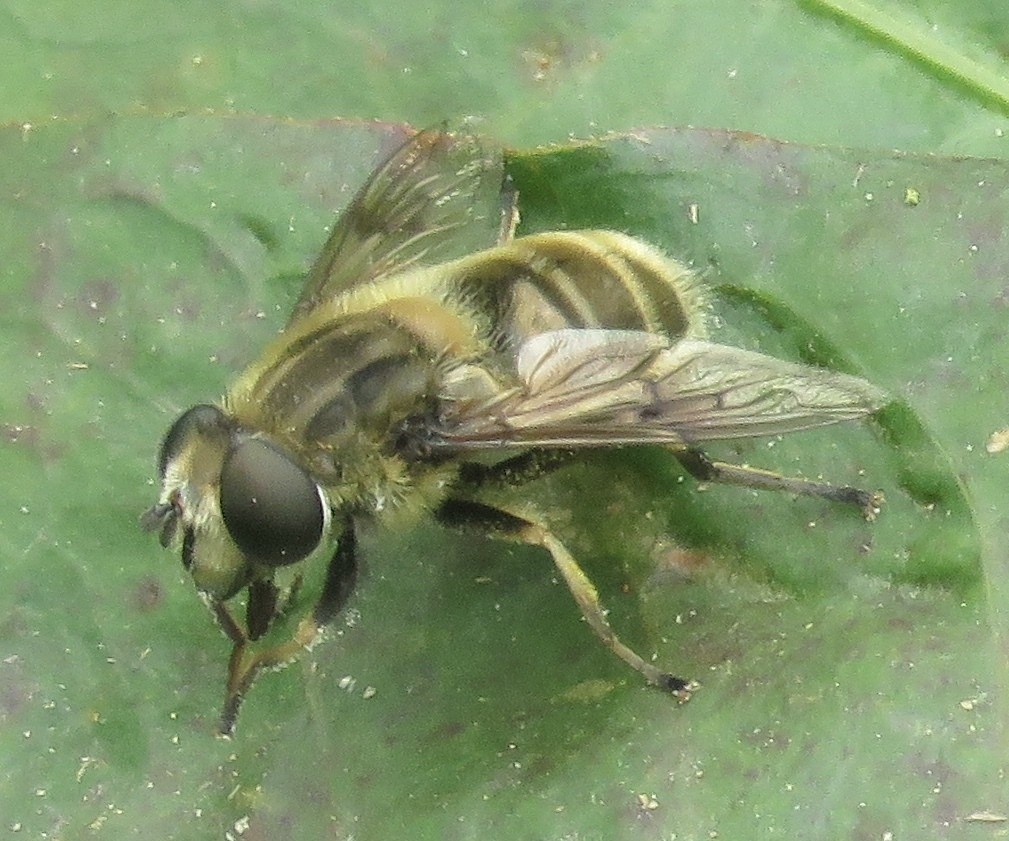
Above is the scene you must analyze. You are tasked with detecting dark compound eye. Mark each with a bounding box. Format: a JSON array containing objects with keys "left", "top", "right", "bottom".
[
  {"left": 219, "top": 439, "right": 324, "bottom": 566},
  {"left": 157, "top": 404, "right": 229, "bottom": 478}
]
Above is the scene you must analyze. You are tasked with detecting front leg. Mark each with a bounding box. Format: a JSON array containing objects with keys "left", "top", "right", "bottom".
[
  {"left": 218, "top": 518, "right": 359, "bottom": 735},
  {"left": 245, "top": 578, "right": 280, "bottom": 641}
]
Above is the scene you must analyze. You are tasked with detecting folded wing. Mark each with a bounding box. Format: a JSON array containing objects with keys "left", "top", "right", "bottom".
[{"left": 435, "top": 328, "right": 886, "bottom": 449}]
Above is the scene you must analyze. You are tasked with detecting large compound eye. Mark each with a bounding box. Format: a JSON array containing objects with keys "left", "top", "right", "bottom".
[
  {"left": 219, "top": 439, "right": 324, "bottom": 566},
  {"left": 157, "top": 404, "right": 229, "bottom": 478}
]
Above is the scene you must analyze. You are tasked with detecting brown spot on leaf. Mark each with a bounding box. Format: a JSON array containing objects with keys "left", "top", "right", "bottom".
[
  {"left": 654, "top": 546, "right": 712, "bottom": 577},
  {"left": 3, "top": 424, "right": 39, "bottom": 447},
  {"left": 76, "top": 278, "right": 120, "bottom": 319},
  {"left": 131, "top": 576, "right": 164, "bottom": 612}
]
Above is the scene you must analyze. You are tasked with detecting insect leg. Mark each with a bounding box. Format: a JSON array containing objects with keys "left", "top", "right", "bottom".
[
  {"left": 497, "top": 172, "right": 520, "bottom": 244},
  {"left": 436, "top": 498, "right": 696, "bottom": 699},
  {"left": 310, "top": 519, "right": 360, "bottom": 626},
  {"left": 674, "top": 448, "right": 883, "bottom": 518},
  {"left": 218, "top": 519, "right": 359, "bottom": 735},
  {"left": 456, "top": 448, "right": 579, "bottom": 490},
  {"left": 245, "top": 578, "right": 280, "bottom": 641}
]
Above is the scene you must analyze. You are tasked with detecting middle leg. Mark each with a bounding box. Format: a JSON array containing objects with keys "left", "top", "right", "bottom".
[{"left": 436, "top": 497, "right": 695, "bottom": 698}]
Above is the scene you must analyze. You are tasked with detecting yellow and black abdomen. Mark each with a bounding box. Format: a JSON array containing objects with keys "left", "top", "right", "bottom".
[{"left": 448, "top": 230, "right": 706, "bottom": 353}]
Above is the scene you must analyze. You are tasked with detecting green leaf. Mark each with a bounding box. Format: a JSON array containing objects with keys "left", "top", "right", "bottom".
[
  {"left": 3, "top": 1, "right": 1009, "bottom": 154},
  {"left": 1, "top": 116, "right": 1005, "bottom": 839}
]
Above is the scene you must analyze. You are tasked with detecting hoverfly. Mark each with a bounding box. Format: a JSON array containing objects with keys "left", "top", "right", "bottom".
[{"left": 143, "top": 128, "right": 885, "bottom": 734}]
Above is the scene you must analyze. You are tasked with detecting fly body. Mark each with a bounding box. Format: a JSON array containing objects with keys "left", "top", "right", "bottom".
[{"left": 143, "top": 129, "right": 885, "bottom": 734}]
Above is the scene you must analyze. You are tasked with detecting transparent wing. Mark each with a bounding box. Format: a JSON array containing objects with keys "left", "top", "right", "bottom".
[
  {"left": 434, "top": 329, "right": 886, "bottom": 449},
  {"left": 289, "top": 127, "right": 506, "bottom": 325}
]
